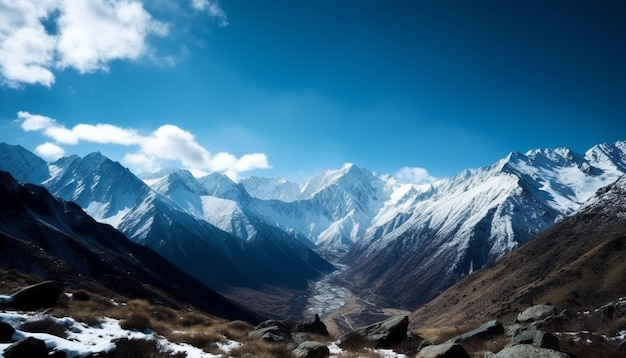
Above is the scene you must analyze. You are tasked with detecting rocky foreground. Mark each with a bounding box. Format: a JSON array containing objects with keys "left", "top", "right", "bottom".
[{"left": 1, "top": 278, "right": 625, "bottom": 357}]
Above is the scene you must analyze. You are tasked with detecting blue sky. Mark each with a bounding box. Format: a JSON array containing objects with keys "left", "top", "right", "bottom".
[{"left": 1, "top": 0, "right": 625, "bottom": 182}]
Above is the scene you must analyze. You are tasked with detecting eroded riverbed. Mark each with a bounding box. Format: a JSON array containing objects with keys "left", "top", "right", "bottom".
[
  {"left": 303, "top": 264, "right": 410, "bottom": 336},
  {"left": 303, "top": 265, "right": 351, "bottom": 319}
]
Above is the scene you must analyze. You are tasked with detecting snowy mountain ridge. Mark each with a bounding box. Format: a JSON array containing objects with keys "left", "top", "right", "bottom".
[
  {"left": 339, "top": 141, "right": 626, "bottom": 308},
  {"left": 0, "top": 140, "right": 625, "bottom": 311}
]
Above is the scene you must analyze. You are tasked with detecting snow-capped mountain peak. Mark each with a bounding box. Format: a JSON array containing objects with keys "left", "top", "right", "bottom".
[{"left": 0, "top": 142, "right": 50, "bottom": 184}]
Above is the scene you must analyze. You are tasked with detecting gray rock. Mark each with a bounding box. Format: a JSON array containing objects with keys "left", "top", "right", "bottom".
[
  {"left": 4, "top": 281, "right": 62, "bottom": 310},
  {"left": 247, "top": 320, "right": 293, "bottom": 343},
  {"left": 0, "top": 321, "right": 16, "bottom": 343},
  {"left": 447, "top": 319, "right": 504, "bottom": 343},
  {"left": 340, "top": 315, "right": 409, "bottom": 348},
  {"left": 416, "top": 343, "right": 469, "bottom": 358},
  {"left": 516, "top": 305, "right": 556, "bottom": 324},
  {"left": 494, "top": 344, "right": 570, "bottom": 357},
  {"left": 508, "top": 325, "right": 560, "bottom": 351},
  {"left": 248, "top": 316, "right": 330, "bottom": 347},
  {"left": 3, "top": 336, "right": 48, "bottom": 358},
  {"left": 296, "top": 314, "right": 329, "bottom": 336},
  {"left": 292, "top": 341, "right": 330, "bottom": 358}
]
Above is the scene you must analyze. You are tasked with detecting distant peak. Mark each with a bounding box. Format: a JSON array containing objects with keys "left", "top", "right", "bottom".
[{"left": 83, "top": 151, "right": 109, "bottom": 164}]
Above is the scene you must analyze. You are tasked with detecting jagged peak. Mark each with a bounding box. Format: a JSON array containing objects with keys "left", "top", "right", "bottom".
[
  {"left": 201, "top": 171, "right": 236, "bottom": 185},
  {"left": 83, "top": 151, "right": 109, "bottom": 165},
  {"left": 586, "top": 140, "right": 626, "bottom": 157},
  {"left": 169, "top": 169, "right": 195, "bottom": 181},
  {"left": 524, "top": 146, "right": 579, "bottom": 162}
]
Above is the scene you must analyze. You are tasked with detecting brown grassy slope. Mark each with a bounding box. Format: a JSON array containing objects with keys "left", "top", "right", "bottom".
[{"left": 410, "top": 180, "right": 626, "bottom": 328}]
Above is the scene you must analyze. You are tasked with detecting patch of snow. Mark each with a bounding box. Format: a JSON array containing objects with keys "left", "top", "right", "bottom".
[
  {"left": 99, "top": 207, "right": 131, "bottom": 228},
  {"left": 0, "top": 312, "right": 223, "bottom": 357},
  {"left": 327, "top": 341, "right": 407, "bottom": 358}
]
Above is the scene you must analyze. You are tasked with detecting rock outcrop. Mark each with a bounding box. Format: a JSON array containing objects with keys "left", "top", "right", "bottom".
[
  {"left": 488, "top": 344, "right": 570, "bottom": 357},
  {"left": 2, "top": 281, "right": 62, "bottom": 310},
  {"left": 248, "top": 314, "right": 330, "bottom": 350},
  {"left": 3, "top": 337, "right": 49, "bottom": 358},
  {"left": 0, "top": 322, "right": 16, "bottom": 343},
  {"left": 415, "top": 342, "right": 469, "bottom": 358},
  {"left": 447, "top": 319, "right": 504, "bottom": 343},
  {"left": 516, "top": 304, "right": 557, "bottom": 324},
  {"left": 292, "top": 341, "right": 330, "bottom": 358},
  {"left": 339, "top": 315, "right": 409, "bottom": 348},
  {"left": 508, "top": 325, "right": 560, "bottom": 351}
]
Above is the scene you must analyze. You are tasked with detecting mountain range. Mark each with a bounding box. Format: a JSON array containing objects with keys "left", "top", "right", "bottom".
[
  {"left": 0, "top": 170, "right": 259, "bottom": 323},
  {"left": 410, "top": 173, "right": 626, "bottom": 328},
  {"left": 0, "top": 140, "right": 625, "bottom": 315}
]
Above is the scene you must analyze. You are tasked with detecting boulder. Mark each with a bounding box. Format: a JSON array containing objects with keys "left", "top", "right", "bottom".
[
  {"left": 447, "top": 319, "right": 504, "bottom": 343},
  {"left": 508, "top": 325, "right": 560, "bottom": 351},
  {"left": 295, "top": 314, "right": 329, "bottom": 336},
  {"left": 248, "top": 316, "right": 329, "bottom": 347},
  {"left": 4, "top": 281, "right": 62, "bottom": 310},
  {"left": 0, "top": 321, "right": 16, "bottom": 342},
  {"left": 340, "top": 315, "right": 409, "bottom": 348},
  {"left": 516, "top": 305, "right": 556, "bottom": 324},
  {"left": 3, "top": 336, "right": 48, "bottom": 358},
  {"left": 248, "top": 320, "right": 293, "bottom": 343},
  {"left": 416, "top": 343, "right": 469, "bottom": 358},
  {"left": 292, "top": 341, "right": 330, "bottom": 358},
  {"left": 493, "top": 344, "right": 570, "bottom": 357}
]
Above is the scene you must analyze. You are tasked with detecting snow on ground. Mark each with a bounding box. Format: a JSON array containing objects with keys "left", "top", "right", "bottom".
[
  {"left": 328, "top": 342, "right": 407, "bottom": 358},
  {"left": 0, "top": 311, "right": 409, "bottom": 357},
  {"left": 0, "top": 311, "right": 228, "bottom": 357}
]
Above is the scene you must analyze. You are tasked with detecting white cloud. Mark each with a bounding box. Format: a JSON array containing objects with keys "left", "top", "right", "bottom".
[
  {"left": 18, "top": 111, "right": 55, "bottom": 131},
  {"left": 0, "top": 0, "right": 228, "bottom": 87},
  {"left": 395, "top": 167, "right": 437, "bottom": 184},
  {"left": 72, "top": 123, "right": 141, "bottom": 145},
  {"left": 35, "top": 142, "right": 65, "bottom": 160},
  {"left": 19, "top": 111, "right": 142, "bottom": 146},
  {"left": 55, "top": 0, "right": 168, "bottom": 73},
  {"left": 140, "top": 124, "right": 211, "bottom": 168},
  {"left": 0, "top": 0, "right": 58, "bottom": 87},
  {"left": 190, "top": 0, "right": 228, "bottom": 27},
  {"left": 17, "top": 111, "right": 270, "bottom": 180}
]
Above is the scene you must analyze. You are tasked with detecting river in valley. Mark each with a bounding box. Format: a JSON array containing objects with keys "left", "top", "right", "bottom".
[
  {"left": 302, "top": 264, "right": 410, "bottom": 335},
  {"left": 303, "top": 264, "right": 351, "bottom": 319}
]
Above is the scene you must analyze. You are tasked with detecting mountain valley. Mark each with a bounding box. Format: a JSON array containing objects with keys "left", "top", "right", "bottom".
[{"left": 1, "top": 140, "right": 625, "bottom": 329}]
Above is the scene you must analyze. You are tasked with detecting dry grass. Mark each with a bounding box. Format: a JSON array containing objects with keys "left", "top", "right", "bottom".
[
  {"left": 0, "top": 269, "right": 43, "bottom": 291},
  {"left": 18, "top": 317, "right": 69, "bottom": 338},
  {"left": 227, "top": 339, "right": 294, "bottom": 358},
  {"left": 413, "top": 325, "right": 471, "bottom": 344},
  {"left": 49, "top": 287, "right": 257, "bottom": 352},
  {"left": 338, "top": 332, "right": 377, "bottom": 351},
  {"left": 461, "top": 335, "right": 509, "bottom": 357}
]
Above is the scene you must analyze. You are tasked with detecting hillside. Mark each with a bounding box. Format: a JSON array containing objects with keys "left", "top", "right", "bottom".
[
  {"left": 410, "top": 175, "right": 626, "bottom": 327},
  {"left": 0, "top": 170, "right": 260, "bottom": 324}
]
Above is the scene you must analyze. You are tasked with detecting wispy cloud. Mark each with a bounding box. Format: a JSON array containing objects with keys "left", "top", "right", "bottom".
[
  {"left": 0, "top": 0, "right": 226, "bottom": 87},
  {"left": 17, "top": 111, "right": 270, "bottom": 180},
  {"left": 190, "top": 0, "right": 228, "bottom": 27},
  {"left": 395, "top": 166, "right": 437, "bottom": 184}
]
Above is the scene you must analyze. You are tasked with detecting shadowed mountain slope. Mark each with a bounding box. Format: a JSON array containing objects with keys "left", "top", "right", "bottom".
[
  {"left": 410, "top": 175, "right": 626, "bottom": 328},
  {"left": 0, "top": 170, "right": 262, "bottom": 323}
]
